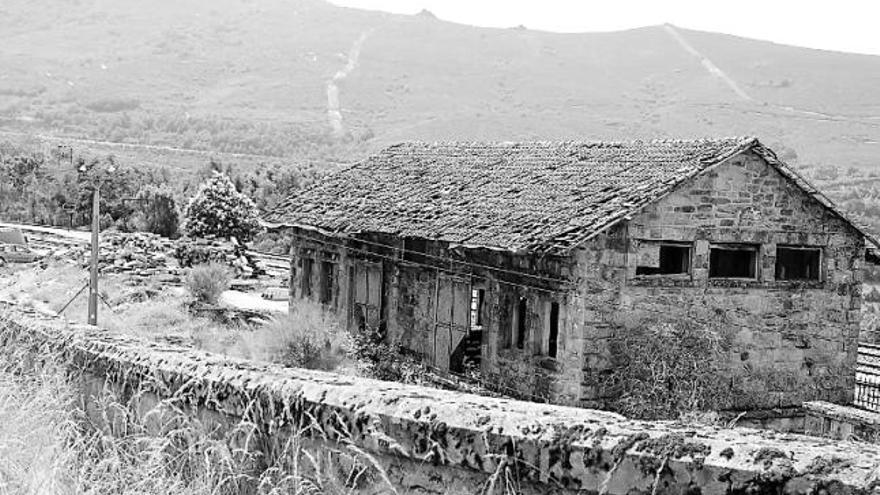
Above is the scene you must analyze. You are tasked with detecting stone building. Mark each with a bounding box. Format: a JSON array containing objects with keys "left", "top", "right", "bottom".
[{"left": 264, "top": 137, "right": 878, "bottom": 415}]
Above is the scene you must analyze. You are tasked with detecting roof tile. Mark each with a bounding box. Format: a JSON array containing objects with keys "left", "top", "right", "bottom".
[{"left": 264, "top": 137, "right": 875, "bottom": 252}]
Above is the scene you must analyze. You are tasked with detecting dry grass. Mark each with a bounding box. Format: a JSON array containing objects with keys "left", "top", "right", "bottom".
[
  {"left": 0, "top": 343, "right": 399, "bottom": 494},
  {"left": 196, "top": 303, "right": 353, "bottom": 371},
  {"left": 101, "top": 295, "right": 216, "bottom": 343},
  {"left": 0, "top": 355, "right": 76, "bottom": 494},
  {"left": 0, "top": 265, "right": 518, "bottom": 494},
  {"left": 185, "top": 262, "right": 231, "bottom": 305},
  {"left": 0, "top": 262, "right": 363, "bottom": 376}
]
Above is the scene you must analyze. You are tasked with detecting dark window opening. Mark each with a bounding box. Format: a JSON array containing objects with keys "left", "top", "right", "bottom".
[
  {"left": 499, "top": 295, "right": 512, "bottom": 350},
  {"left": 636, "top": 243, "right": 692, "bottom": 275},
  {"left": 320, "top": 261, "right": 335, "bottom": 304},
  {"left": 515, "top": 298, "right": 527, "bottom": 350},
  {"left": 709, "top": 244, "right": 758, "bottom": 279},
  {"left": 548, "top": 302, "right": 559, "bottom": 358},
  {"left": 301, "top": 258, "right": 313, "bottom": 296},
  {"left": 776, "top": 246, "right": 821, "bottom": 281},
  {"left": 289, "top": 258, "right": 297, "bottom": 290},
  {"left": 470, "top": 288, "right": 485, "bottom": 329},
  {"left": 404, "top": 237, "right": 429, "bottom": 263}
]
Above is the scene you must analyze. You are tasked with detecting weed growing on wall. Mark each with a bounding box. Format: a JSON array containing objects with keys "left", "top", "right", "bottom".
[
  {"left": 349, "top": 326, "right": 429, "bottom": 385},
  {"left": 605, "top": 321, "right": 735, "bottom": 420}
]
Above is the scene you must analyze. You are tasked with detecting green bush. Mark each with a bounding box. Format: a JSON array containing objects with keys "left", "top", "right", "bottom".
[
  {"left": 174, "top": 241, "right": 220, "bottom": 268},
  {"left": 185, "top": 263, "right": 230, "bottom": 305},
  {"left": 135, "top": 185, "right": 179, "bottom": 237},
  {"left": 182, "top": 172, "right": 262, "bottom": 243},
  {"left": 349, "top": 326, "right": 428, "bottom": 385},
  {"left": 250, "top": 231, "right": 291, "bottom": 255},
  {"left": 173, "top": 238, "right": 260, "bottom": 278}
]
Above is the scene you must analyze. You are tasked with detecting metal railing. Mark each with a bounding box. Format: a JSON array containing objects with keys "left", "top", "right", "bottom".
[{"left": 856, "top": 342, "right": 880, "bottom": 411}]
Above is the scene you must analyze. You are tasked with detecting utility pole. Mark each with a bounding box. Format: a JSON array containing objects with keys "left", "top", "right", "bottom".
[
  {"left": 81, "top": 160, "right": 114, "bottom": 326},
  {"left": 88, "top": 186, "right": 100, "bottom": 325}
]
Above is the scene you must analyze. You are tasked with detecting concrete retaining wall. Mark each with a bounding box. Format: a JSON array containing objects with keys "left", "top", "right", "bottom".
[
  {"left": 2, "top": 308, "right": 880, "bottom": 494},
  {"left": 805, "top": 401, "right": 880, "bottom": 443}
]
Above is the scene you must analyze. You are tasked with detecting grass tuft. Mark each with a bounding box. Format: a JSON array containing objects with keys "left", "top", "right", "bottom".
[{"left": 185, "top": 262, "right": 231, "bottom": 305}]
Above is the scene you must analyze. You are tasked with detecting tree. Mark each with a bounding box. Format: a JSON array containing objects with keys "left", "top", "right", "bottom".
[
  {"left": 135, "top": 185, "right": 179, "bottom": 237},
  {"left": 182, "top": 171, "right": 262, "bottom": 242},
  {"left": 74, "top": 155, "right": 138, "bottom": 226}
]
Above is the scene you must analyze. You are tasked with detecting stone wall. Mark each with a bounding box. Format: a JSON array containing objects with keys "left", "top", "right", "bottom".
[
  {"left": 2, "top": 308, "right": 880, "bottom": 494},
  {"left": 804, "top": 401, "right": 880, "bottom": 442},
  {"left": 568, "top": 150, "right": 863, "bottom": 413}
]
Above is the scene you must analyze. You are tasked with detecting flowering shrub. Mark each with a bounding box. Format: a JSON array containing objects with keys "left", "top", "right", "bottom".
[{"left": 182, "top": 171, "right": 262, "bottom": 242}]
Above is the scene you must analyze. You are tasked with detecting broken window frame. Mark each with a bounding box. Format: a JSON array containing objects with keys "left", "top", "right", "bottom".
[
  {"left": 470, "top": 288, "right": 485, "bottom": 331},
  {"left": 775, "top": 245, "right": 822, "bottom": 281},
  {"left": 634, "top": 240, "right": 693, "bottom": 277},
  {"left": 709, "top": 243, "right": 760, "bottom": 280}
]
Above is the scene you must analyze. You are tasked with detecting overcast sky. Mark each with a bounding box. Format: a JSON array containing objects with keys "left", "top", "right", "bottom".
[{"left": 329, "top": 0, "right": 880, "bottom": 56}]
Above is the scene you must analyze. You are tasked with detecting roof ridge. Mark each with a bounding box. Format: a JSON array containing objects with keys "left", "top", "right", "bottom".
[
  {"left": 387, "top": 136, "right": 757, "bottom": 148},
  {"left": 264, "top": 136, "right": 876, "bottom": 253}
]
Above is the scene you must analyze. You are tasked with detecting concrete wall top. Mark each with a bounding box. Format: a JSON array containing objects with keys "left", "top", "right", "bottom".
[
  {"left": 2, "top": 307, "right": 880, "bottom": 493},
  {"left": 805, "top": 401, "right": 880, "bottom": 427}
]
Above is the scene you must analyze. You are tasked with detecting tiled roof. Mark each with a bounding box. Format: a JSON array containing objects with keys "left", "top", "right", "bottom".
[{"left": 265, "top": 137, "right": 877, "bottom": 252}]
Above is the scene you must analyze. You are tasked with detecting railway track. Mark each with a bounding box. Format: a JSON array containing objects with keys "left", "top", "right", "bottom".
[{"left": 1, "top": 222, "right": 290, "bottom": 279}]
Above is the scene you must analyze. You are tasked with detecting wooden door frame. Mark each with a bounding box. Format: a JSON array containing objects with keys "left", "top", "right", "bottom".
[{"left": 431, "top": 271, "right": 472, "bottom": 371}]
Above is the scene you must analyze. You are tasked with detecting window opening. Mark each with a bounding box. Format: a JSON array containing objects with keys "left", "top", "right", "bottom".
[
  {"left": 548, "top": 302, "right": 559, "bottom": 358},
  {"left": 320, "top": 261, "right": 335, "bottom": 304},
  {"left": 301, "top": 257, "right": 313, "bottom": 296},
  {"left": 709, "top": 244, "right": 758, "bottom": 279},
  {"left": 470, "top": 288, "right": 485, "bottom": 329},
  {"left": 515, "top": 298, "right": 527, "bottom": 350},
  {"left": 636, "top": 242, "right": 692, "bottom": 275},
  {"left": 776, "top": 246, "right": 820, "bottom": 280},
  {"left": 404, "top": 238, "right": 429, "bottom": 263}
]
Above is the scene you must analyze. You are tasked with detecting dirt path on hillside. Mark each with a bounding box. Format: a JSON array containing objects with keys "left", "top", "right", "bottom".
[
  {"left": 663, "top": 24, "right": 753, "bottom": 102},
  {"left": 326, "top": 30, "right": 372, "bottom": 137},
  {"left": 664, "top": 25, "right": 880, "bottom": 125}
]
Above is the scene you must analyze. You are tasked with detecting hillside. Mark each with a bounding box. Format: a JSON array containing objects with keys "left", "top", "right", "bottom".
[{"left": 2, "top": 0, "right": 880, "bottom": 173}]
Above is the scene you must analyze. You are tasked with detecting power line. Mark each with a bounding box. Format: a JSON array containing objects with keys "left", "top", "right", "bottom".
[
  {"left": 289, "top": 231, "right": 577, "bottom": 297},
  {"left": 291, "top": 229, "right": 575, "bottom": 287}
]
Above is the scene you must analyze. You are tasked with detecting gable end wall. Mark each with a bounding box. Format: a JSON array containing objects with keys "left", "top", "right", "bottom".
[{"left": 568, "top": 150, "right": 863, "bottom": 417}]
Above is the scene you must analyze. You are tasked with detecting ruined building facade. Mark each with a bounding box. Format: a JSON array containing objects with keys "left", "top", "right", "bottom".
[{"left": 265, "top": 138, "right": 876, "bottom": 414}]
